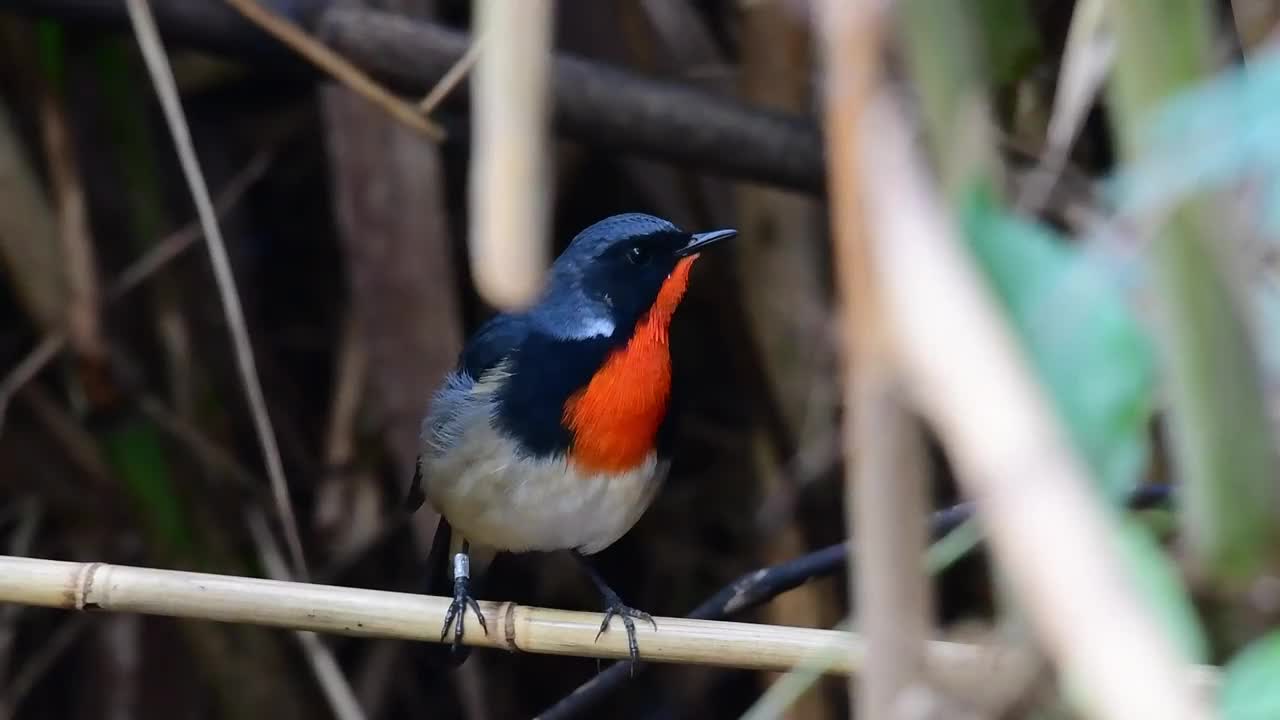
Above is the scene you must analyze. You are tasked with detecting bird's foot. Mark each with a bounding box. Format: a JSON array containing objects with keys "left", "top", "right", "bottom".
[
  {"left": 440, "top": 563, "right": 487, "bottom": 654},
  {"left": 594, "top": 588, "right": 657, "bottom": 672}
]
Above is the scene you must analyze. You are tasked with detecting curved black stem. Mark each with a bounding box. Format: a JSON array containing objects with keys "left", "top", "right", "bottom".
[{"left": 534, "top": 484, "right": 1174, "bottom": 720}]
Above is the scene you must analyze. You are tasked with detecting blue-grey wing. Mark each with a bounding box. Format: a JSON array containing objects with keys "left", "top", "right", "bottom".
[{"left": 417, "top": 313, "right": 528, "bottom": 466}]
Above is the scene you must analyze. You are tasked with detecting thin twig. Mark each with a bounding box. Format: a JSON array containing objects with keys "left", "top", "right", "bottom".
[
  {"left": 7, "top": 0, "right": 825, "bottom": 192},
  {"left": 247, "top": 510, "right": 366, "bottom": 720},
  {"left": 1014, "top": 0, "right": 1113, "bottom": 214},
  {"left": 18, "top": 386, "right": 112, "bottom": 483},
  {"left": 0, "top": 498, "right": 42, "bottom": 689},
  {"left": 0, "top": 339, "right": 63, "bottom": 438},
  {"left": 324, "top": 311, "right": 366, "bottom": 469},
  {"left": 0, "top": 614, "right": 90, "bottom": 720},
  {"left": 136, "top": 394, "right": 258, "bottom": 489},
  {"left": 221, "top": 0, "right": 444, "bottom": 141},
  {"left": 533, "top": 501, "right": 973, "bottom": 720},
  {"left": 124, "top": 0, "right": 309, "bottom": 579},
  {"left": 0, "top": 152, "right": 271, "bottom": 438},
  {"left": 418, "top": 39, "right": 481, "bottom": 116}
]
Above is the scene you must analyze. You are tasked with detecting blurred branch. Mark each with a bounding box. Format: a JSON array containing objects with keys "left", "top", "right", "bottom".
[
  {"left": 221, "top": 0, "right": 444, "bottom": 141},
  {"left": 858, "top": 88, "right": 1211, "bottom": 719},
  {"left": 0, "top": 614, "right": 90, "bottom": 720},
  {"left": 36, "top": 35, "right": 105, "bottom": 362},
  {"left": 0, "top": 95, "right": 65, "bottom": 335},
  {"left": 3, "top": 0, "right": 824, "bottom": 192},
  {"left": 723, "top": 4, "right": 839, "bottom": 715},
  {"left": 1014, "top": 0, "right": 1113, "bottom": 214},
  {"left": 1231, "top": 0, "right": 1280, "bottom": 52},
  {"left": 126, "top": 0, "right": 310, "bottom": 579},
  {"left": 417, "top": 38, "right": 479, "bottom": 116},
  {"left": 0, "top": 152, "right": 271, "bottom": 440},
  {"left": 467, "top": 0, "right": 553, "bottom": 309},
  {"left": 535, "top": 486, "right": 1173, "bottom": 720},
  {"left": 818, "top": 1, "right": 938, "bottom": 718},
  {"left": 0, "top": 498, "right": 41, "bottom": 694}
]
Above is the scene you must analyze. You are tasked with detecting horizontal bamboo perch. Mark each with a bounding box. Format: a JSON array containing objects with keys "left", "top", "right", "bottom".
[{"left": 0, "top": 553, "right": 1027, "bottom": 678}]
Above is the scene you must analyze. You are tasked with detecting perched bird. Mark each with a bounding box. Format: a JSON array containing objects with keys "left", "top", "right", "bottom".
[{"left": 404, "top": 212, "right": 737, "bottom": 667}]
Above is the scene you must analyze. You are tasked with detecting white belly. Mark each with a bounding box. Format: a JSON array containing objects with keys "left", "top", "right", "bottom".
[{"left": 422, "top": 422, "right": 668, "bottom": 555}]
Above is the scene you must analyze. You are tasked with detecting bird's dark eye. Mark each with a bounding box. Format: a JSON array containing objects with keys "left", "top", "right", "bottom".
[{"left": 625, "top": 245, "right": 651, "bottom": 265}]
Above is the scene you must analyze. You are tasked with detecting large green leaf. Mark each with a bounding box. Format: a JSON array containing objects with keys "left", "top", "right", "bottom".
[
  {"left": 1221, "top": 630, "right": 1280, "bottom": 720},
  {"left": 961, "top": 190, "right": 1156, "bottom": 502}
]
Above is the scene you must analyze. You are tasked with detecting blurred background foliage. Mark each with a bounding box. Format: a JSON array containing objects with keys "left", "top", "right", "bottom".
[{"left": 3, "top": 0, "right": 1280, "bottom": 718}]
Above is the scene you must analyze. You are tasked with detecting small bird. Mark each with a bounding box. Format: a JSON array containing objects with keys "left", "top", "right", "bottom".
[{"left": 404, "top": 212, "right": 736, "bottom": 667}]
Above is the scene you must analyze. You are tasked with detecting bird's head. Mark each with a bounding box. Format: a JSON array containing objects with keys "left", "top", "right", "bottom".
[{"left": 531, "top": 213, "right": 737, "bottom": 341}]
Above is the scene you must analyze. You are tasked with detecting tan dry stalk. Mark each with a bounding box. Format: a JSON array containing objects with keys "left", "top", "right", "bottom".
[
  {"left": 467, "top": 0, "right": 554, "bottom": 309},
  {"left": 817, "top": 0, "right": 940, "bottom": 716},
  {"left": 222, "top": 0, "right": 445, "bottom": 140}
]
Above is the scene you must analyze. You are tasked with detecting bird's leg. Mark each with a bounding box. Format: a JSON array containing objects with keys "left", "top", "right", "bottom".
[
  {"left": 440, "top": 540, "right": 488, "bottom": 653},
  {"left": 571, "top": 550, "right": 656, "bottom": 671}
]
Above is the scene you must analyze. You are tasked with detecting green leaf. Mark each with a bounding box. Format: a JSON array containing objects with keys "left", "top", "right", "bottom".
[
  {"left": 103, "top": 420, "right": 193, "bottom": 556},
  {"left": 1222, "top": 631, "right": 1280, "bottom": 720},
  {"left": 961, "top": 190, "right": 1156, "bottom": 502},
  {"left": 975, "top": 0, "right": 1042, "bottom": 87},
  {"left": 1113, "top": 518, "right": 1209, "bottom": 663},
  {"left": 36, "top": 20, "right": 65, "bottom": 89}
]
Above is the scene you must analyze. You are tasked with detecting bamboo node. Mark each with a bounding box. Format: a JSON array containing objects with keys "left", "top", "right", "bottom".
[
  {"left": 499, "top": 600, "right": 520, "bottom": 652},
  {"left": 73, "top": 561, "right": 104, "bottom": 611}
]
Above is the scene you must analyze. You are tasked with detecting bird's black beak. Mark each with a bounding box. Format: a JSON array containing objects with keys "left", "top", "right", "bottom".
[{"left": 675, "top": 228, "right": 738, "bottom": 257}]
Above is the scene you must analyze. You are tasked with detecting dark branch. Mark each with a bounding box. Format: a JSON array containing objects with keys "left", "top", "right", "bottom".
[
  {"left": 4, "top": 0, "right": 825, "bottom": 193},
  {"left": 535, "top": 484, "right": 1175, "bottom": 720}
]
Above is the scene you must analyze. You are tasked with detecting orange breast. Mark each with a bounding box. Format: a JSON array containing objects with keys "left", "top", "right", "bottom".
[{"left": 563, "top": 256, "right": 698, "bottom": 473}]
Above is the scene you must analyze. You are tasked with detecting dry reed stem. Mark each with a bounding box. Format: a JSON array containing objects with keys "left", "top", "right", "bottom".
[
  {"left": 221, "top": 0, "right": 444, "bottom": 141},
  {"left": 0, "top": 153, "right": 270, "bottom": 438},
  {"left": 468, "top": 0, "right": 554, "bottom": 309},
  {"left": 1014, "top": 0, "right": 1113, "bottom": 214},
  {"left": 858, "top": 91, "right": 1213, "bottom": 719},
  {"left": 818, "top": 0, "right": 939, "bottom": 717},
  {"left": 125, "top": 0, "right": 309, "bottom": 579},
  {"left": 1, "top": 554, "right": 1036, "bottom": 680},
  {"left": 37, "top": 78, "right": 104, "bottom": 361}
]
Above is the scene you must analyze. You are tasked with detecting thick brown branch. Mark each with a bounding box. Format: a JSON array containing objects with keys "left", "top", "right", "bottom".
[{"left": 4, "top": 0, "right": 824, "bottom": 192}]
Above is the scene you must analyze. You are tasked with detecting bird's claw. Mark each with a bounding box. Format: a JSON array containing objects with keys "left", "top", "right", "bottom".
[
  {"left": 594, "top": 592, "right": 657, "bottom": 673},
  {"left": 440, "top": 576, "right": 487, "bottom": 653}
]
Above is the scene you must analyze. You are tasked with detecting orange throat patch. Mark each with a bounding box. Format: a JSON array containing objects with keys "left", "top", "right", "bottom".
[{"left": 562, "top": 255, "right": 698, "bottom": 473}]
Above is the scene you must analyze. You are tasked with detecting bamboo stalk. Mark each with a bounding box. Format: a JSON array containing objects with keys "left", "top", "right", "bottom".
[
  {"left": 0, "top": 553, "right": 1024, "bottom": 679},
  {"left": 818, "top": 0, "right": 937, "bottom": 716}
]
